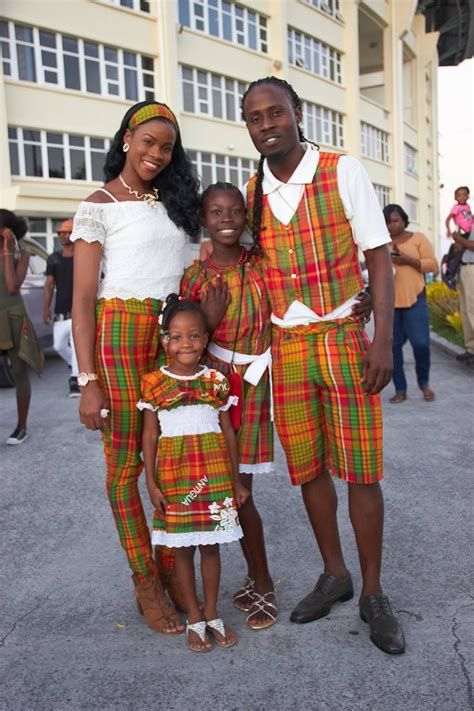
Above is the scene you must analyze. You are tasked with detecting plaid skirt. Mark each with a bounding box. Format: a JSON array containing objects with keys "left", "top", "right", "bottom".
[{"left": 152, "top": 426, "right": 243, "bottom": 548}]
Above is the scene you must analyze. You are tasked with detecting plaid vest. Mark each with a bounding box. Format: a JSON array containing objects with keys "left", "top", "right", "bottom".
[{"left": 246, "top": 152, "right": 363, "bottom": 318}]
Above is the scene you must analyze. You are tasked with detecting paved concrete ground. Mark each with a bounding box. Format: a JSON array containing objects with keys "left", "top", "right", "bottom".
[{"left": 1, "top": 345, "right": 473, "bottom": 711}]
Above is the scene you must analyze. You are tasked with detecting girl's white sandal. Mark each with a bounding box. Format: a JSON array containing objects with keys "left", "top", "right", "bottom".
[
  {"left": 206, "top": 618, "right": 237, "bottom": 648},
  {"left": 186, "top": 620, "right": 212, "bottom": 653}
]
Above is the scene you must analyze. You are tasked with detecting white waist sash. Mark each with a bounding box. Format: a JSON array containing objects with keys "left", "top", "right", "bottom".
[
  {"left": 207, "top": 343, "right": 271, "bottom": 385},
  {"left": 207, "top": 342, "right": 273, "bottom": 420}
]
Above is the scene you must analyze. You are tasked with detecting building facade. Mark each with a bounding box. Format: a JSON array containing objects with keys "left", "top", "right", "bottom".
[{"left": 0, "top": 0, "right": 440, "bottom": 254}]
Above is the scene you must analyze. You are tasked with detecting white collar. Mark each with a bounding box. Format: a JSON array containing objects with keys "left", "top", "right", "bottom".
[{"left": 262, "top": 143, "right": 320, "bottom": 195}]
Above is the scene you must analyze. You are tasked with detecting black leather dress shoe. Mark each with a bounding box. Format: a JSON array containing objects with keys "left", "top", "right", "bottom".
[
  {"left": 290, "top": 572, "right": 354, "bottom": 623},
  {"left": 359, "top": 594, "right": 405, "bottom": 655}
]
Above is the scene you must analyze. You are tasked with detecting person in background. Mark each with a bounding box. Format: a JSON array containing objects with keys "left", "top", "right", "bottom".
[
  {"left": 0, "top": 209, "right": 44, "bottom": 445},
  {"left": 44, "top": 220, "right": 80, "bottom": 397},
  {"left": 445, "top": 186, "right": 473, "bottom": 239},
  {"left": 383, "top": 204, "right": 439, "bottom": 403},
  {"left": 452, "top": 223, "right": 474, "bottom": 365}
]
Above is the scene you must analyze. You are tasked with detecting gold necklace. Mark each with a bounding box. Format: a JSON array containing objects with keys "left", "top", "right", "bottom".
[{"left": 119, "top": 173, "right": 159, "bottom": 207}]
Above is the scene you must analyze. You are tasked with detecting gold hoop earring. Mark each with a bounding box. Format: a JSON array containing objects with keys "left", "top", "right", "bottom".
[{"left": 123, "top": 143, "right": 130, "bottom": 153}]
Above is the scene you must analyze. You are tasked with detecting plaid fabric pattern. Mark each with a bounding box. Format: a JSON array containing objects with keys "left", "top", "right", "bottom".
[
  {"left": 140, "top": 369, "right": 241, "bottom": 544},
  {"left": 128, "top": 103, "right": 177, "bottom": 129},
  {"left": 246, "top": 152, "right": 364, "bottom": 318},
  {"left": 95, "top": 297, "right": 162, "bottom": 579},
  {"left": 181, "top": 256, "right": 273, "bottom": 469},
  {"left": 271, "top": 320, "right": 383, "bottom": 486}
]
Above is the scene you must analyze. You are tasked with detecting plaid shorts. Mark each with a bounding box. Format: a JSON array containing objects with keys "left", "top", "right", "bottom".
[{"left": 272, "top": 321, "right": 384, "bottom": 486}]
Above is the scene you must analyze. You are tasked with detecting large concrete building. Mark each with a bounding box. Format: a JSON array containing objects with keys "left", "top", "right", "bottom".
[{"left": 1, "top": 0, "right": 443, "bottom": 254}]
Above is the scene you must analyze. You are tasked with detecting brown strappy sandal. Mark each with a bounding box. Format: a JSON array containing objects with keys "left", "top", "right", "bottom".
[
  {"left": 133, "top": 575, "right": 184, "bottom": 634},
  {"left": 389, "top": 391, "right": 407, "bottom": 404}
]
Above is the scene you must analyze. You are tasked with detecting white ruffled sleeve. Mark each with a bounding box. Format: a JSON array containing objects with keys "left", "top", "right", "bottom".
[{"left": 71, "top": 202, "right": 106, "bottom": 245}]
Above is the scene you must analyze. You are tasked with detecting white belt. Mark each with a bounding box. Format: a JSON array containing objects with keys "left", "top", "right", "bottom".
[{"left": 207, "top": 342, "right": 273, "bottom": 419}]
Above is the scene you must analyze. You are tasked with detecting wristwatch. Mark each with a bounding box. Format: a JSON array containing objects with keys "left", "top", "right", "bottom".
[{"left": 77, "top": 372, "right": 99, "bottom": 387}]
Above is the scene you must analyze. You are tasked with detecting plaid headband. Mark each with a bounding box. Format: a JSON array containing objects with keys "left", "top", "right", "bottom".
[{"left": 128, "top": 104, "right": 178, "bottom": 130}]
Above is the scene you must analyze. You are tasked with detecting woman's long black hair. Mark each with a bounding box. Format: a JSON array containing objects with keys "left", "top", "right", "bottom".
[
  {"left": 104, "top": 101, "right": 200, "bottom": 238},
  {"left": 240, "top": 77, "right": 317, "bottom": 253},
  {"left": 0, "top": 209, "right": 28, "bottom": 240}
]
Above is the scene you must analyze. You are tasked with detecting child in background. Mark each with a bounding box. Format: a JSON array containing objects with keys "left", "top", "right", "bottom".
[
  {"left": 139, "top": 295, "right": 249, "bottom": 653},
  {"left": 445, "top": 186, "right": 473, "bottom": 238}
]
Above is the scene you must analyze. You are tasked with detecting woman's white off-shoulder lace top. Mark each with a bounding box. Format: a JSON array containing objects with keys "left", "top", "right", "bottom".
[{"left": 70, "top": 200, "right": 187, "bottom": 301}]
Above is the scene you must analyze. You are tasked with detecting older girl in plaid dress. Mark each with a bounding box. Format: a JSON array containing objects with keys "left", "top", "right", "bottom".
[
  {"left": 181, "top": 182, "right": 278, "bottom": 630},
  {"left": 139, "top": 295, "right": 249, "bottom": 652}
]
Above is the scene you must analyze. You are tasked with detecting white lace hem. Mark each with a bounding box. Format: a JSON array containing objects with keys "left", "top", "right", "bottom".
[
  {"left": 239, "top": 461, "right": 274, "bottom": 474},
  {"left": 152, "top": 525, "right": 243, "bottom": 547}
]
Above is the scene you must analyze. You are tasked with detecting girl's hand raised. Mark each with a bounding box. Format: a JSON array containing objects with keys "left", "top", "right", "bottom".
[{"left": 148, "top": 486, "right": 169, "bottom": 520}]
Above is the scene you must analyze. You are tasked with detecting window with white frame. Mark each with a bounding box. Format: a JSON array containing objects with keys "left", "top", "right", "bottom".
[
  {"left": 304, "top": 0, "right": 343, "bottom": 21},
  {"left": 373, "top": 184, "right": 390, "bottom": 208},
  {"left": 105, "top": 0, "right": 151, "bottom": 12},
  {"left": 9, "top": 127, "right": 110, "bottom": 182},
  {"left": 360, "top": 122, "right": 389, "bottom": 163},
  {"left": 178, "top": 0, "right": 268, "bottom": 53},
  {"left": 0, "top": 20, "right": 155, "bottom": 100},
  {"left": 405, "top": 194, "right": 418, "bottom": 222},
  {"left": 287, "top": 28, "right": 342, "bottom": 84},
  {"left": 181, "top": 66, "right": 246, "bottom": 122},
  {"left": 27, "top": 217, "right": 69, "bottom": 253},
  {"left": 188, "top": 150, "right": 256, "bottom": 189},
  {"left": 302, "top": 101, "right": 344, "bottom": 148},
  {"left": 404, "top": 143, "right": 418, "bottom": 176}
]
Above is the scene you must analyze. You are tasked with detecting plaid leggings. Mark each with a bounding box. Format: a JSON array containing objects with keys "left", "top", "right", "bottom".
[{"left": 96, "top": 298, "right": 163, "bottom": 580}]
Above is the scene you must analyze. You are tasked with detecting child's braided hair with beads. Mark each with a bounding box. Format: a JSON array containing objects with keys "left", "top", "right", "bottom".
[{"left": 241, "top": 77, "right": 318, "bottom": 253}]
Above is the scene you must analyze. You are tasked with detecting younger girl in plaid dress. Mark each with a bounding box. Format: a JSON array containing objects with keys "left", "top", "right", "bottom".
[
  {"left": 139, "top": 295, "right": 249, "bottom": 652},
  {"left": 181, "top": 182, "right": 278, "bottom": 630}
]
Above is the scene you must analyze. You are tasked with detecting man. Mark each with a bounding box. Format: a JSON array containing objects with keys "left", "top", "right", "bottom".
[
  {"left": 453, "top": 223, "right": 474, "bottom": 365},
  {"left": 44, "top": 219, "right": 80, "bottom": 397},
  {"left": 241, "top": 77, "right": 405, "bottom": 654}
]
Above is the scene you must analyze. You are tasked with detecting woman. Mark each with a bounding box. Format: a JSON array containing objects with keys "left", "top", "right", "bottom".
[
  {"left": 0, "top": 209, "right": 43, "bottom": 445},
  {"left": 71, "top": 101, "right": 201, "bottom": 634},
  {"left": 383, "top": 204, "right": 439, "bottom": 403}
]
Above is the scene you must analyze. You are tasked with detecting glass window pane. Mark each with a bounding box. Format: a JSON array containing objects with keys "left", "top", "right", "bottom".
[
  {"left": 140, "top": 0, "right": 150, "bottom": 11},
  {"left": 85, "top": 60, "right": 101, "bottom": 93},
  {"left": 209, "top": 8, "right": 218, "bottom": 36},
  {"left": 8, "top": 127, "right": 17, "bottom": 139},
  {"left": 69, "top": 135, "right": 84, "bottom": 147},
  {"left": 143, "top": 74, "right": 154, "bottom": 88},
  {"left": 70, "top": 150, "right": 86, "bottom": 179},
  {"left": 124, "top": 68, "right": 138, "bottom": 100},
  {"left": 17, "top": 45, "right": 36, "bottom": 82},
  {"left": 212, "top": 89, "right": 223, "bottom": 118},
  {"left": 62, "top": 37, "right": 78, "bottom": 52},
  {"left": 178, "top": 0, "right": 190, "bottom": 25},
  {"left": 91, "top": 152, "right": 105, "bottom": 181},
  {"left": 24, "top": 145, "right": 43, "bottom": 177},
  {"left": 64, "top": 55, "right": 80, "bottom": 90},
  {"left": 23, "top": 130, "right": 40, "bottom": 141},
  {"left": 142, "top": 56, "right": 153, "bottom": 71},
  {"left": 48, "top": 147, "right": 65, "bottom": 178},
  {"left": 39, "top": 31, "right": 55, "bottom": 48},
  {"left": 105, "top": 47, "right": 118, "bottom": 62},
  {"left": 47, "top": 132, "right": 63, "bottom": 144},
  {"left": 106, "top": 64, "right": 118, "bottom": 80},
  {"left": 201, "top": 164, "right": 212, "bottom": 189},
  {"left": 84, "top": 41, "right": 99, "bottom": 58},
  {"left": 0, "top": 21, "right": 9, "bottom": 38},
  {"left": 15, "top": 25, "right": 33, "bottom": 42},
  {"left": 90, "top": 138, "right": 105, "bottom": 149},
  {"left": 9, "top": 142, "right": 19, "bottom": 175},
  {"left": 123, "top": 51, "right": 137, "bottom": 67},
  {"left": 183, "top": 82, "right": 194, "bottom": 112},
  {"left": 41, "top": 50, "right": 56, "bottom": 67}
]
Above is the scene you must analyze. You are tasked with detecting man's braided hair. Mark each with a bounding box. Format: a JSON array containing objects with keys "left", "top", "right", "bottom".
[{"left": 240, "top": 77, "right": 318, "bottom": 253}]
